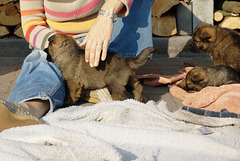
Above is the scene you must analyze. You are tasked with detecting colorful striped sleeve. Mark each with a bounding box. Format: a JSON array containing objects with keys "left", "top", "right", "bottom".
[
  {"left": 118, "top": 0, "right": 133, "bottom": 17},
  {"left": 20, "top": 0, "right": 56, "bottom": 50},
  {"left": 20, "top": 0, "right": 134, "bottom": 50}
]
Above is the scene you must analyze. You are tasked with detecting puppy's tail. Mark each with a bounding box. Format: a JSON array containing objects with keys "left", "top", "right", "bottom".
[{"left": 126, "top": 47, "right": 156, "bottom": 69}]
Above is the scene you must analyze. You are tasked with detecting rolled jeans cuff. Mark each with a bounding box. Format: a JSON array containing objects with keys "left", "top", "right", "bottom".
[{"left": 7, "top": 49, "right": 65, "bottom": 115}]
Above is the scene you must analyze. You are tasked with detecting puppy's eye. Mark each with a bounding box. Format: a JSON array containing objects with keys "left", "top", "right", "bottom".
[
  {"left": 48, "top": 36, "right": 55, "bottom": 44},
  {"left": 194, "top": 40, "right": 199, "bottom": 44},
  {"left": 62, "top": 41, "right": 68, "bottom": 46}
]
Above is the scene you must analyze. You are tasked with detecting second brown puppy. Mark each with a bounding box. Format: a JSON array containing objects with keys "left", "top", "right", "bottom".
[
  {"left": 46, "top": 34, "right": 155, "bottom": 105},
  {"left": 178, "top": 65, "right": 240, "bottom": 92},
  {"left": 188, "top": 23, "right": 240, "bottom": 72}
]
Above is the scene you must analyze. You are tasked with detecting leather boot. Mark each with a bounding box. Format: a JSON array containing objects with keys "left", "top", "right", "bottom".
[{"left": 0, "top": 98, "right": 42, "bottom": 132}]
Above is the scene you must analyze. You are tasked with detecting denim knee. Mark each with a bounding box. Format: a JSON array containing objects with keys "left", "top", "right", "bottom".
[{"left": 8, "top": 49, "right": 65, "bottom": 113}]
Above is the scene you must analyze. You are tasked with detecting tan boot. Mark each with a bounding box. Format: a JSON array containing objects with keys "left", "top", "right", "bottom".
[{"left": 0, "top": 99, "right": 42, "bottom": 132}]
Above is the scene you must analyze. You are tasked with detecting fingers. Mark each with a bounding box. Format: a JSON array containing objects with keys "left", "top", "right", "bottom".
[
  {"left": 88, "top": 40, "right": 102, "bottom": 67},
  {"left": 80, "top": 36, "right": 89, "bottom": 63},
  {"left": 84, "top": 38, "right": 92, "bottom": 63},
  {"left": 82, "top": 38, "right": 109, "bottom": 67},
  {"left": 79, "top": 34, "right": 88, "bottom": 47},
  {"left": 101, "top": 40, "right": 108, "bottom": 61},
  {"left": 94, "top": 42, "right": 103, "bottom": 67},
  {"left": 89, "top": 41, "right": 97, "bottom": 67},
  {"left": 80, "top": 34, "right": 105, "bottom": 67},
  {"left": 75, "top": 39, "right": 81, "bottom": 46},
  {"left": 79, "top": 15, "right": 113, "bottom": 67}
]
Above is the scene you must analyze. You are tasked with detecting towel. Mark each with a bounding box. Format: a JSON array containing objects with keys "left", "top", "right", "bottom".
[
  {"left": 170, "top": 84, "right": 240, "bottom": 114},
  {"left": 0, "top": 99, "right": 239, "bottom": 160}
]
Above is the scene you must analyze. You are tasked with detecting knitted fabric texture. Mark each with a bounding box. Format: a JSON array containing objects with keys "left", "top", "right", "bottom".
[{"left": 20, "top": 0, "right": 133, "bottom": 49}]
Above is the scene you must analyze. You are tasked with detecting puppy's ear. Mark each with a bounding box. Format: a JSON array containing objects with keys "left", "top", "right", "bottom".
[
  {"left": 195, "top": 23, "right": 211, "bottom": 32},
  {"left": 191, "top": 72, "right": 204, "bottom": 83},
  {"left": 177, "top": 78, "right": 187, "bottom": 89},
  {"left": 199, "top": 27, "right": 215, "bottom": 41}
]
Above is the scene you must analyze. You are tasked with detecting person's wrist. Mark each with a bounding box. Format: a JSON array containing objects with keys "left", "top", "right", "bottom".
[
  {"left": 100, "top": 0, "right": 124, "bottom": 14},
  {"left": 98, "top": 9, "right": 118, "bottom": 22}
]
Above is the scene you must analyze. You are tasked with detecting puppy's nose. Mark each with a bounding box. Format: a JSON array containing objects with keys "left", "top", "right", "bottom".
[{"left": 187, "top": 41, "right": 194, "bottom": 50}]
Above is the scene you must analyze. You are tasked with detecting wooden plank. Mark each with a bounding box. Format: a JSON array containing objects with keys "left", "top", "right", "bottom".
[
  {"left": 222, "top": 1, "right": 240, "bottom": 14},
  {"left": 0, "top": 0, "right": 14, "bottom": 5},
  {"left": 0, "top": 2, "right": 21, "bottom": 26},
  {"left": 152, "top": 0, "right": 180, "bottom": 17},
  {"left": 219, "top": 16, "right": 240, "bottom": 29},
  {"left": 0, "top": 25, "right": 10, "bottom": 37},
  {"left": 14, "top": 25, "right": 24, "bottom": 38},
  {"left": 152, "top": 12, "right": 177, "bottom": 36},
  {"left": 214, "top": 10, "right": 239, "bottom": 22},
  {"left": 177, "top": 1, "right": 192, "bottom": 35}
]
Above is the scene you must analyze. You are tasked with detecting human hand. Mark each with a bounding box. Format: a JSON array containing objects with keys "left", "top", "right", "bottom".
[{"left": 79, "top": 15, "right": 113, "bottom": 67}]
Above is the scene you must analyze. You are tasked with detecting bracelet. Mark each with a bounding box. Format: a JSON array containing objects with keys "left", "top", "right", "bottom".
[{"left": 98, "top": 9, "right": 118, "bottom": 22}]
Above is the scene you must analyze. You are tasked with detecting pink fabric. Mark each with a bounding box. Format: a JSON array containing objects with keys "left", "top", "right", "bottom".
[
  {"left": 119, "top": 0, "right": 133, "bottom": 14},
  {"left": 170, "top": 83, "right": 240, "bottom": 114},
  {"left": 137, "top": 67, "right": 240, "bottom": 114},
  {"left": 44, "top": 0, "right": 102, "bottom": 18},
  {"left": 136, "top": 67, "right": 193, "bottom": 87},
  {"left": 33, "top": 28, "right": 47, "bottom": 48}
]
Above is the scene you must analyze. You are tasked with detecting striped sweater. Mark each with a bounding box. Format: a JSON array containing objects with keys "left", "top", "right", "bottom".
[{"left": 20, "top": 0, "right": 133, "bottom": 50}]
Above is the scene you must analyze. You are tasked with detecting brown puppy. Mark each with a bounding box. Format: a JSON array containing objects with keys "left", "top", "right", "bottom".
[
  {"left": 188, "top": 22, "right": 240, "bottom": 71},
  {"left": 46, "top": 33, "right": 155, "bottom": 105},
  {"left": 177, "top": 65, "right": 240, "bottom": 92}
]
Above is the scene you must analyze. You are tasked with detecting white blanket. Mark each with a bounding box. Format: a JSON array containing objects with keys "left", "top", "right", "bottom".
[{"left": 0, "top": 99, "right": 239, "bottom": 161}]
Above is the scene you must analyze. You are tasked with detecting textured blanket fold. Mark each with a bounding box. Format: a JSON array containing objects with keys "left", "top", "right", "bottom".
[{"left": 0, "top": 99, "right": 239, "bottom": 160}]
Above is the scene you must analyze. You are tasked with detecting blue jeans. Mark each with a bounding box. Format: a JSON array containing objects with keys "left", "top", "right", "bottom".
[{"left": 8, "top": 0, "right": 153, "bottom": 113}]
